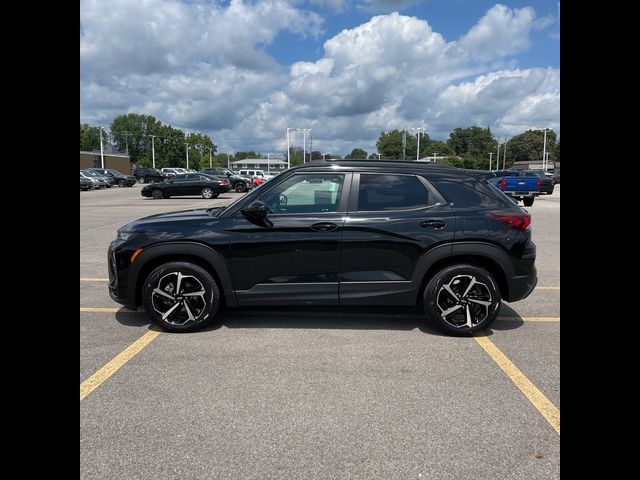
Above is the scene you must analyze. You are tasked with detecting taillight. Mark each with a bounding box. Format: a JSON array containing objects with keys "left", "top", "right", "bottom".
[
  {"left": 219, "top": 179, "right": 229, "bottom": 185},
  {"left": 537, "top": 179, "right": 541, "bottom": 189},
  {"left": 500, "top": 178, "right": 506, "bottom": 190},
  {"left": 491, "top": 211, "right": 531, "bottom": 231}
]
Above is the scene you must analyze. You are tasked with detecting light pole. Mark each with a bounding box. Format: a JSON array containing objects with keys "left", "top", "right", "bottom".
[
  {"left": 496, "top": 142, "right": 501, "bottom": 170},
  {"left": 377, "top": 153, "right": 381, "bottom": 160},
  {"left": 541, "top": 128, "right": 549, "bottom": 171},
  {"left": 99, "top": 127, "right": 104, "bottom": 168},
  {"left": 150, "top": 135, "right": 156, "bottom": 169},
  {"left": 185, "top": 143, "right": 189, "bottom": 170},
  {"left": 209, "top": 148, "right": 212, "bottom": 168},
  {"left": 286, "top": 128, "right": 298, "bottom": 169},
  {"left": 502, "top": 136, "right": 508, "bottom": 170},
  {"left": 489, "top": 152, "right": 493, "bottom": 171},
  {"left": 267, "top": 153, "right": 270, "bottom": 175},
  {"left": 302, "top": 128, "right": 311, "bottom": 163},
  {"left": 411, "top": 127, "right": 426, "bottom": 161}
]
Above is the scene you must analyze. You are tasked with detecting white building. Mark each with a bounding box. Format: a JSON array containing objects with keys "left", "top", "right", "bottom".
[{"left": 230, "top": 158, "right": 288, "bottom": 172}]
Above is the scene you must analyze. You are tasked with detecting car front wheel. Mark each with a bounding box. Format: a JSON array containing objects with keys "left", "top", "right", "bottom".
[
  {"left": 423, "top": 264, "right": 501, "bottom": 336},
  {"left": 523, "top": 197, "right": 534, "bottom": 207},
  {"left": 118, "top": 179, "right": 127, "bottom": 187},
  {"left": 151, "top": 189, "right": 163, "bottom": 199},
  {"left": 142, "top": 262, "right": 221, "bottom": 332},
  {"left": 234, "top": 182, "right": 246, "bottom": 193}
]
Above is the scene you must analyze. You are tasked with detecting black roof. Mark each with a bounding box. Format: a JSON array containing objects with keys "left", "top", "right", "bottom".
[{"left": 291, "top": 159, "right": 459, "bottom": 174}]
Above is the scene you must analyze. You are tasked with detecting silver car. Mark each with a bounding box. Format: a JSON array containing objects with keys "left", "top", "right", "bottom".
[{"left": 80, "top": 170, "right": 109, "bottom": 189}]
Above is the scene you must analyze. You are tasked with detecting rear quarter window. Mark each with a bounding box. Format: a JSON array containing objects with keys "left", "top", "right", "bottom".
[{"left": 427, "top": 175, "right": 511, "bottom": 208}]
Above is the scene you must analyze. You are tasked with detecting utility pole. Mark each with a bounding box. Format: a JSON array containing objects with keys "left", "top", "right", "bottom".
[
  {"left": 497, "top": 142, "right": 501, "bottom": 169},
  {"left": 209, "top": 148, "right": 212, "bottom": 168},
  {"left": 541, "top": 128, "right": 549, "bottom": 171},
  {"left": 322, "top": 154, "right": 326, "bottom": 160},
  {"left": 267, "top": 153, "right": 270, "bottom": 175},
  {"left": 185, "top": 143, "right": 189, "bottom": 170},
  {"left": 150, "top": 135, "right": 156, "bottom": 169},
  {"left": 99, "top": 127, "right": 104, "bottom": 168},
  {"left": 227, "top": 153, "right": 230, "bottom": 169},
  {"left": 489, "top": 152, "right": 493, "bottom": 171}
]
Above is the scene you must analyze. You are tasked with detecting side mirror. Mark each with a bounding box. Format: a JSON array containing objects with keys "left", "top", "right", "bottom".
[{"left": 241, "top": 201, "right": 272, "bottom": 225}]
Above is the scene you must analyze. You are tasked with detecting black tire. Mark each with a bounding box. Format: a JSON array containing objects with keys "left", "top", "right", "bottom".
[
  {"left": 201, "top": 187, "right": 215, "bottom": 199},
  {"left": 151, "top": 189, "right": 163, "bottom": 199},
  {"left": 118, "top": 179, "right": 127, "bottom": 187},
  {"left": 423, "top": 264, "right": 501, "bottom": 336},
  {"left": 105, "top": 183, "right": 112, "bottom": 188},
  {"left": 142, "top": 261, "right": 220, "bottom": 332},
  {"left": 234, "top": 182, "right": 246, "bottom": 193},
  {"left": 523, "top": 197, "right": 534, "bottom": 207},
  {"left": 139, "top": 177, "right": 146, "bottom": 184}
]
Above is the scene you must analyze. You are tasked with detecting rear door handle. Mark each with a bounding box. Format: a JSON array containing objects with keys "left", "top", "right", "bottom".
[
  {"left": 420, "top": 219, "right": 446, "bottom": 229},
  {"left": 311, "top": 222, "right": 338, "bottom": 232}
]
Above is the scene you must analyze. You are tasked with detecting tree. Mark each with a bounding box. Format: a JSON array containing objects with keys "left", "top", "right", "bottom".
[
  {"left": 110, "top": 113, "right": 163, "bottom": 165},
  {"left": 506, "top": 129, "right": 558, "bottom": 165},
  {"left": 447, "top": 127, "right": 497, "bottom": 159},
  {"left": 186, "top": 132, "right": 217, "bottom": 170},
  {"left": 80, "top": 123, "right": 102, "bottom": 151},
  {"left": 347, "top": 148, "right": 368, "bottom": 159},
  {"left": 368, "top": 153, "right": 380, "bottom": 159},
  {"left": 554, "top": 139, "right": 560, "bottom": 163},
  {"left": 423, "top": 139, "right": 453, "bottom": 157},
  {"left": 438, "top": 156, "right": 465, "bottom": 168}
]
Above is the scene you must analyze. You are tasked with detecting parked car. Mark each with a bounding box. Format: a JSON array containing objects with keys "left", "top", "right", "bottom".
[
  {"left": 201, "top": 167, "right": 254, "bottom": 193},
  {"left": 238, "top": 169, "right": 275, "bottom": 181},
  {"left": 133, "top": 167, "right": 168, "bottom": 184},
  {"left": 140, "top": 173, "right": 230, "bottom": 199},
  {"left": 109, "top": 160, "right": 537, "bottom": 335},
  {"left": 80, "top": 170, "right": 111, "bottom": 188},
  {"left": 160, "top": 168, "right": 179, "bottom": 178},
  {"left": 86, "top": 168, "right": 136, "bottom": 187},
  {"left": 80, "top": 176, "right": 94, "bottom": 191},
  {"left": 523, "top": 170, "right": 554, "bottom": 194}
]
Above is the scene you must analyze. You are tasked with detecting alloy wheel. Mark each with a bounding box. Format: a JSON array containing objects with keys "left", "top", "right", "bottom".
[
  {"left": 151, "top": 272, "right": 207, "bottom": 326},
  {"left": 436, "top": 275, "right": 494, "bottom": 328}
]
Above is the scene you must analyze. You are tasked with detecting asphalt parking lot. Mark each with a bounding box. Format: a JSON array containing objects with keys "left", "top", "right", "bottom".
[{"left": 81, "top": 183, "right": 560, "bottom": 480}]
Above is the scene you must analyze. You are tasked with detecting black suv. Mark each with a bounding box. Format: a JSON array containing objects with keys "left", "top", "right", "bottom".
[
  {"left": 109, "top": 161, "right": 537, "bottom": 335},
  {"left": 133, "top": 167, "right": 168, "bottom": 184},
  {"left": 201, "top": 167, "right": 253, "bottom": 193}
]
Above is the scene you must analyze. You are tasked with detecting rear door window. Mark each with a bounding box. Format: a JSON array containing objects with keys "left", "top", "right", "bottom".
[{"left": 356, "top": 174, "right": 433, "bottom": 211}]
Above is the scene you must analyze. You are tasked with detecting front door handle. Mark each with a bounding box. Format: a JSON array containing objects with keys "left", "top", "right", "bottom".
[
  {"left": 311, "top": 222, "right": 338, "bottom": 232},
  {"left": 421, "top": 219, "right": 446, "bottom": 229}
]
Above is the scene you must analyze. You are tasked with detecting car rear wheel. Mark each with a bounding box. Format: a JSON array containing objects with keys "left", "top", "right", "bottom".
[
  {"left": 523, "top": 197, "right": 534, "bottom": 207},
  {"left": 423, "top": 264, "right": 501, "bottom": 336},
  {"left": 151, "top": 189, "right": 163, "bottom": 199},
  {"left": 139, "top": 177, "right": 146, "bottom": 184},
  {"left": 142, "top": 262, "right": 221, "bottom": 332},
  {"left": 234, "top": 182, "right": 246, "bottom": 193},
  {"left": 201, "top": 187, "right": 214, "bottom": 199},
  {"left": 118, "top": 179, "right": 127, "bottom": 187}
]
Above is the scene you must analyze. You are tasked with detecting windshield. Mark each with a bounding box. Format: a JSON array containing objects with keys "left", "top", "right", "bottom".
[{"left": 82, "top": 170, "right": 100, "bottom": 177}]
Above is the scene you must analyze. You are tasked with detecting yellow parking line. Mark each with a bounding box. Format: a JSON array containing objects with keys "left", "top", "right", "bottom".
[
  {"left": 80, "top": 307, "right": 123, "bottom": 313},
  {"left": 473, "top": 331, "right": 560, "bottom": 434},
  {"left": 536, "top": 286, "right": 560, "bottom": 290},
  {"left": 497, "top": 316, "right": 559, "bottom": 322},
  {"left": 80, "top": 327, "right": 162, "bottom": 400},
  {"left": 80, "top": 278, "right": 109, "bottom": 282}
]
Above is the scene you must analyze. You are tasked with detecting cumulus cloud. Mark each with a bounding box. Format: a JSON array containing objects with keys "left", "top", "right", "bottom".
[
  {"left": 458, "top": 4, "right": 537, "bottom": 61},
  {"left": 80, "top": 1, "right": 559, "bottom": 155}
]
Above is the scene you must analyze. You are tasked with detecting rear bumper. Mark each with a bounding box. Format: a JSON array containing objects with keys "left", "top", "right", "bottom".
[{"left": 505, "top": 266, "right": 538, "bottom": 302}]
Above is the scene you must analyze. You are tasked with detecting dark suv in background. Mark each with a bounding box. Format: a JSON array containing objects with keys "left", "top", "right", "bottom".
[
  {"left": 109, "top": 160, "right": 537, "bottom": 335},
  {"left": 201, "top": 167, "right": 253, "bottom": 193},
  {"left": 133, "top": 167, "right": 168, "bottom": 184},
  {"left": 86, "top": 168, "right": 137, "bottom": 187}
]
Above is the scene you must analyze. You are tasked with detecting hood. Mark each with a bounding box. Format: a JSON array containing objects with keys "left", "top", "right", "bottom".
[{"left": 121, "top": 207, "right": 226, "bottom": 232}]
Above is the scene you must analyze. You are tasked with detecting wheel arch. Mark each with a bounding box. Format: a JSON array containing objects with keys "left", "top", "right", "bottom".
[
  {"left": 413, "top": 242, "right": 513, "bottom": 305},
  {"left": 128, "top": 242, "right": 237, "bottom": 307}
]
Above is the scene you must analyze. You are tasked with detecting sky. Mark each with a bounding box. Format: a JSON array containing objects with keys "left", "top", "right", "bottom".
[{"left": 80, "top": 0, "right": 560, "bottom": 157}]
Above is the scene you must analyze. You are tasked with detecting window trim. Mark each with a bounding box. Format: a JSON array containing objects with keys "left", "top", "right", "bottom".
[{"left": 348, "top": 173, "right": 446, "bottom": 213}]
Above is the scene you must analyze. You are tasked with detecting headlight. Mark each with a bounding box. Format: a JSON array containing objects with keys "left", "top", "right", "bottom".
[{"left": 117, "top": 230, "right": 136, "bottom": 241}]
